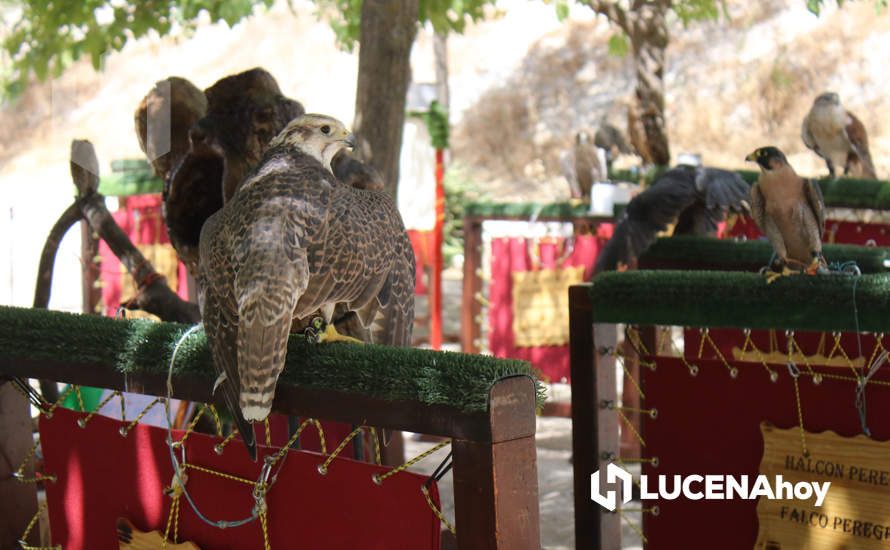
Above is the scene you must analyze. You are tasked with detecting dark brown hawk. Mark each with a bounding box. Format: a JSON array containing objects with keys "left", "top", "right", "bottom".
[
  {"left": 594, "top": 165, "right": 751, "bottom": 273},
  {"left": 199, "top": 114, "right": 415, "bottom": 459},
  {"left": 802, "top": 92, "right": 877, "bottom": 180}
]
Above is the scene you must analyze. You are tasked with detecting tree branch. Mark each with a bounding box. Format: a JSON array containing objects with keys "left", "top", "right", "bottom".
[
  {"left": 581, "top": 0, "right": 630, "bottom": 34},
  {"left": 33, "top": 201, "right": 83, "bottom": 309},
  {"left": 70, "top": 140, "right": 200, "bottom": 324}
]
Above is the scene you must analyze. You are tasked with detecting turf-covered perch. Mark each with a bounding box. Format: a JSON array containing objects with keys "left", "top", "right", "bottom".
[
  {"left": 588, "top": 271, "right": 890, "bottom": 333},
  {"left": 466, "top": 170, "right": 890, "bottom": 218},
  {"left": 0, "top": 306, "right": 544, "bottom": 413},
  {"left": 639, "top": 236, "right": 890, "bottom": 273}
]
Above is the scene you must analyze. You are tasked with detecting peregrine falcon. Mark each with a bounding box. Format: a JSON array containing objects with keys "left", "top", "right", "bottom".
[
  {"left": 594, "top": 165, "right": 751, "bottom": 273},
  {"left": 746, "top": 146, "right": 827, "bottom": 280},
  {"left": 198, "top": 114, "right": 415, "bottom": 459},
  {"left": 561, "top": 131, "right": 604, "bottom": 200},
  {"left": 802, "top": 92, "right": 877, "bottom": 180}
]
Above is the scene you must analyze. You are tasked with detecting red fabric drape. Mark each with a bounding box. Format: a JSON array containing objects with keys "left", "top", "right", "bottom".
[
  {"left": 488, "top": 230, "right": 609, "bottom": 382},
  {"left": 98, "top": 194, "right": 189, "bottom": 315},
  {"left": 41, "top": 407, "right": 442, "bottom": 550},
  {"left": 642, "top": 355, "right": 890, "bottom": 549}
]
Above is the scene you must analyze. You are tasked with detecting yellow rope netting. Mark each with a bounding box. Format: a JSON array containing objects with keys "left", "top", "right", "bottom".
[{"left": 16, "top": 377, "right": 461, "bottom": 549}]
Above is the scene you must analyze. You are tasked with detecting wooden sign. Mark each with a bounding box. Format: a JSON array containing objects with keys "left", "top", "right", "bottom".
[
  {"left": 756, "top": 424, "right": 890, "bottom": 549},
  {"left": 511, "top": 265, "right": 585, "bottom": 347}
]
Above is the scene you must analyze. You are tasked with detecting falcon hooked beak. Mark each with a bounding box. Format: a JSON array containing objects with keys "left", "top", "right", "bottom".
[{"left": 344, "top": 133, "right": 356, "bottom": 149}]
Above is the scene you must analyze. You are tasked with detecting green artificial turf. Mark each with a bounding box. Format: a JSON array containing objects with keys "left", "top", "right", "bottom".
[
  {"left": 0, "top": 306, "right": 544, "bottom": 413},
  {"left": 588, "top": 270, "right": 890, "bottom": 333},
  {"left": 640, "top": 236, "right": 890, "bottom": 273}
]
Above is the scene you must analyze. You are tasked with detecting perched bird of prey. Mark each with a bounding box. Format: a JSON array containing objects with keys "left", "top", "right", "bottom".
[
  {"left": 199, "top": 114, "right": 415, "bottom": 459},
  {"left": 594, "top": 165, "right": 751, "bottom": 273},
  {"left": 561, "top": 131, "right": 604, "bottom": 200},
  {"left": 162, "top": 68, "right": 305, "bottom": 276},
  {"left": 135, "top": 76, "right": 207, "bottom": 182},
  {"left": 627, "top": 97, "right": 659, "bottom": 166},
  {"left": 802, "top": 92, "right": 877, "bottom": 180},
  {"left": 594, "top": 123, "right": 633, "bottom": 173},
  {"left": 746, "top": 146, "right": 827, "bottom": 280}
]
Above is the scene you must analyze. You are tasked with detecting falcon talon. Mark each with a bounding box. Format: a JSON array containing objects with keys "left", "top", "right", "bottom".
[{"left": 317, "top": 324, "right": 364, "bottom": 345}]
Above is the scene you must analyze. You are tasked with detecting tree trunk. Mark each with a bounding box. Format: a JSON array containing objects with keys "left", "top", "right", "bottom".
[
  {"left": 353, "top": 0, "right": 420, "bottom": 198},
  {"left": 630, "top": 3, "right": 670, "bottom": 166}
]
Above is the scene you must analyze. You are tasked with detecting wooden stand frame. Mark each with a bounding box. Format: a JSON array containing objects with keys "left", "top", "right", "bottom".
[{"left": 0, "top": 357, "right": 541, "bottom": 549}]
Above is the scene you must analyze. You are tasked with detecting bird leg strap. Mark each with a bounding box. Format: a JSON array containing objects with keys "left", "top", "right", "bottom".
[{"left": 303, "top": 317, "right": 363, "bottom": 345}]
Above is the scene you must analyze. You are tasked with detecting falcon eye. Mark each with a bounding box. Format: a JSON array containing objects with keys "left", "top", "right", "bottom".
[{"left": 321, "top": 125, "right": 331, "bottom": 135}]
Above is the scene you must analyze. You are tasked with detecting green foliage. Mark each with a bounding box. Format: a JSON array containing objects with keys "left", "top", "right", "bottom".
[
  {"left": 607, "top": 33, "right": 629, "bottom": 57},
  {"left": 2, "top": 0, "right": 273, "bottom": 98},
  {"left": 443, "top": 163, "right": 488, "bottom": 266},
  {"left": 315, "top": 0, "right": 497, "bottom": 51},
  {"left": 409, "top": 100, "right": 450, "bottom": 149},
  {"left": 672, "top": 0, "right": 726, "bottom": 26}
]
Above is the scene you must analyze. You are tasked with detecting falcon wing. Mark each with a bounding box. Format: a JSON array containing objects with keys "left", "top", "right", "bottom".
[
  {"left": 560, "top": 150, "right": 581, "bottom": 199},
  {"left": 802, "top": 178, "right": 826, "bottom": 240},
  {"left": 749, "top": 182, "right": 767, "bottom": 233},
  {"left": 198, "top": 211, "right": 257, "bottom": 460},
  {"left": 801, "top": 115, "right": 820, "bottom": 154},
  {"left": 594, "top": 167, "right": 698, "bottom": 273},
  {"left": 674, "top": 167, "right": 751, "bottom": 236},
  {"left": 844, "top": 112, "right": 877, "bottom": 179}
]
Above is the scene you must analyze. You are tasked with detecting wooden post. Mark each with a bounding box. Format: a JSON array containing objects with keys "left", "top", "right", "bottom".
[
  {"left": 452, "top": 376, "right": 540, "bottom": 549},
  {"left": 430, "top": 148, "right": 445, "bottom": 350},
  {"left": 570, "top": 285, "right": 621, "bottom": 550},
  {"left": 81, "top": 221, "right": 102, "bottom": 315},
  {"left": 0, "top": 384, "right": 38, "bottom": 547},
  {"left": 460, "top": 216, "right": 483, "bottom": 353}
]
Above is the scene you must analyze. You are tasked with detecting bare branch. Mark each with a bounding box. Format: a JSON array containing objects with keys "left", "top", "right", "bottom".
[
  {"left": 33, "top": 201, "right": 82, "bottom": 309},
  {"left": 580, "top": 0, "right": 630, "bottom": 34},
  {"left": 70, "top": 140, "right": 201, "bottom": 323}
]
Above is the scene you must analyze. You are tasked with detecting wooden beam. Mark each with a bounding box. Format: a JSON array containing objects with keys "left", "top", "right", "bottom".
[
  {"left": 461, "top": 216, "right": 483, "bottom": 353},
  {"left": 0, "top": 384, "right": 38, "bottom": 548},
  {"left": 0, "top": 357, "right": 536, "bottom": 445},
  {"left": 453, "top": 376, "right": 539, "bottom": 549},
  {"left": 570, "top": 285, "right": 621, "bottom": 550}
]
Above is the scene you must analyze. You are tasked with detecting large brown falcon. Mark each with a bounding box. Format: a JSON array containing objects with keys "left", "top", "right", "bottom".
[
  {"left": 801, "top": 92, "right": 877, "bottom": 180},
  {"left": 561, "top": 131, "right": 604, "bottom": 199},
  {"left": 199, "top": 114, "right": 415, "bottom": 459},
  {"left": 746, "top": 146, "right": 827, "bottom": 281}
]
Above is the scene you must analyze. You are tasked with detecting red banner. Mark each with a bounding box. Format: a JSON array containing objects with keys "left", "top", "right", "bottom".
[{"left": 41, "top": 407, "right": 442, "bottom": 550}]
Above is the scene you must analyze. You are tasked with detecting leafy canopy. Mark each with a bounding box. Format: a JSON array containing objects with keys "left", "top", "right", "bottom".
[
  {"left": 314, "top": 0, "right": 498, "bottom": 52},
  {"left": 2, "top": 0, "right": 274, "bottom": 97},
  {"left": 2, "top": 0, "right": 497, "bottom": 97}
]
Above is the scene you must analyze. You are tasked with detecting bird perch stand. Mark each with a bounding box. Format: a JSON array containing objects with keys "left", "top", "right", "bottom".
[
  {"left": 571, "top": 270, "right": 890, "bottom": 549},
  {"left": 0, "top": 306, "right": 543, "bottom": 549}
]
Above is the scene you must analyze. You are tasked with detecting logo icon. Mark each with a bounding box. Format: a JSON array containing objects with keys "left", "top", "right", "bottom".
[{"left": 590, "top": 463, "right": 633, "bottom": 512}]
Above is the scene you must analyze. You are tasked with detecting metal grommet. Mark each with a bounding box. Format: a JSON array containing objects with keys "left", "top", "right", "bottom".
[
  {"left": 769, "top": 371, "right": 779, "bottom": 383},
  {"left": 317, "top": 464, "right": 328, "bottom": 476},
  {"left": 812, "top": 373, "right": 823, "bottom": 385},
  {"left": 649, "top": 408, "right": 658, "bottom": 420},
  {"left": 729, "top": 367, "right": 739, "bottom": 379},
  {"left": 689, "top": 365, "right": 699, "bottom": 377}
]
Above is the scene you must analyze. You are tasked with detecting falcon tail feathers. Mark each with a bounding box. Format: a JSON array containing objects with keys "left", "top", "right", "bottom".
[{"left": 220, "top": 378, "right": 257, "bottom": 461}]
